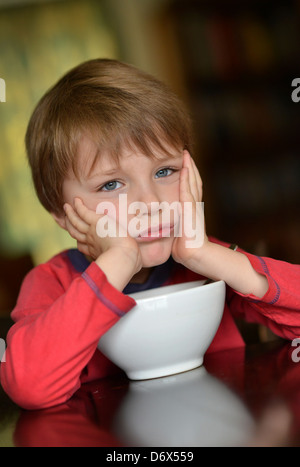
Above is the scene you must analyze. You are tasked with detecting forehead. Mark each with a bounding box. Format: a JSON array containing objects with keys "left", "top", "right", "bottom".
[{"left": 75, "top": 134, "right": 182, "bottom": 179}]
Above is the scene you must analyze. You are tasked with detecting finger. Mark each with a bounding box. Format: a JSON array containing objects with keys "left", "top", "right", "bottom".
[
  {"left": 64, "top": 202, "right": 89, "bottom": 234},
  {"left": 183, "top": 150, "right": 198, "bottom": 202},
  {"left": 179, "top": 166, "right": 192, "bottom": 203},
  {"left": 64, "top": 215, "right": 87, "bottom": 243},
  {"left": 74, "top": 198, "right": 98, "bottom": 225},
  {"left": 190, "top": 157, "right": 203, "bottom": 201},
  {"left": 76, "top": 241, "right": 91, "bottom": 257}
]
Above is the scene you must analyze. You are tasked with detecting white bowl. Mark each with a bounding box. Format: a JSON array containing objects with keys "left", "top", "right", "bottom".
[{"left": 98, "top": 280, "right": 225, "bottom": 380}]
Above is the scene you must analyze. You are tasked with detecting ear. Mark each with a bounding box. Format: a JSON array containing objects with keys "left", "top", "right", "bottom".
[{"left": 51, "top": 211, "right": 67, "bottom": 230}]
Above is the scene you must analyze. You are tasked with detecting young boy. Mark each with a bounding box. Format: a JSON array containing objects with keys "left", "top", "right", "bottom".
[{"left": 1, "top": 59, "right": 299, "bottom": 410}]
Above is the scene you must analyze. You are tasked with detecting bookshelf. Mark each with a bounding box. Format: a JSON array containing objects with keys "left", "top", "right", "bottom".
[{"left": 166, "top": 0, "right": 300, "bottom": 262}]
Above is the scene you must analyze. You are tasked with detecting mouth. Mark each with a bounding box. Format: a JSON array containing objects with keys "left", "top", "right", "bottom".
[{"left": 136, "top": 224, "right": 175, "bottom": 242}]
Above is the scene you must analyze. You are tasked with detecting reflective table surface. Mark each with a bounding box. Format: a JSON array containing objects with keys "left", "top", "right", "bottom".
[{"left": 1, "top": 318, "right": 300, "bottom": 447}]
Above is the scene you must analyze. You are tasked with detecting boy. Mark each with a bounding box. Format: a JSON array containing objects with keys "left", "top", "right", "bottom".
[{"left": 1, "top": 59, "right": 299, "bottom": 410}]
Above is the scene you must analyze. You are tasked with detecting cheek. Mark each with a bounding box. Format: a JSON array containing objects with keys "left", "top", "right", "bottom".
[
  {"left": 62, "top": 181, "right": 76, "bottom": 206},
  {"left": 85, "top": 196, "right": 119, "bottom": 213},
  {"left": 62, "top": 180, "right": 97, "bottom": 211},
  {"left": 160, "top": 183, "right": 181, "bottom": 222},
  {"left": 163, "top": 180, "right": 180, "bottom": 203}
]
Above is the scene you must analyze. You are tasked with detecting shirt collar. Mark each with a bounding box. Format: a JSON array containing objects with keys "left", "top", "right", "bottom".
[{"left": 66, "top": 248, "right": 175, "bottom": 294}]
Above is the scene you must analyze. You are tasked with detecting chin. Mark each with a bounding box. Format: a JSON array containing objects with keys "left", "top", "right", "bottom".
[{"left": 140, "top": 239, "right": 173, "bottom": 268}]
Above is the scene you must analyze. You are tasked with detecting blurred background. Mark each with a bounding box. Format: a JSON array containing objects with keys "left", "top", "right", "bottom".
[{"left": 0, "top": 0, "right": 299, "bottom": 318}]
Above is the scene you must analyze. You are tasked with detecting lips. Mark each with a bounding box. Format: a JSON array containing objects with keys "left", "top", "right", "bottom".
[{"left": 136, "top": 224, "right": 174, "bottom": 241}]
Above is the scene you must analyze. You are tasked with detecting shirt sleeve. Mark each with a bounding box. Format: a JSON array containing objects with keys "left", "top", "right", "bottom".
[
  {"left": 208, "top": 236, "right": 300, "bottom": 341},
  {"left": 0, "top": 260, "right": 136, "bottom": 410},
  {"left": 228, "top": 251, "right": 300, "bottom": 341}
]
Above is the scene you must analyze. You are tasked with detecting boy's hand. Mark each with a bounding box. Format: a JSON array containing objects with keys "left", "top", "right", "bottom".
[
  {"left": 171, "top": 151, "right": 208, "bottom": 270},
  {"left": 172, "top": 152, "right": 268, "bottom": 298},
  {"left": 63, "top": 198, "right": 142, "bottom": 290}
]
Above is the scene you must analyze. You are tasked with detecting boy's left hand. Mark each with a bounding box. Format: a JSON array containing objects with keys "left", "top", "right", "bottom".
[
  {"left": 171, "top": 151, "right": 208, "bottom": 269},
  {"left": 172, "top": 152, "right": 269, "bottom": 298}
]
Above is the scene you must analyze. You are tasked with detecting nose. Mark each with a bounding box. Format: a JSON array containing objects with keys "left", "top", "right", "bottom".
[{"left": 128, "top": 183, "right": 161, "bottom": 217}]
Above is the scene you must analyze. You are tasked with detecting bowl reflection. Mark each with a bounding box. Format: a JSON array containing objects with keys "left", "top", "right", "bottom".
[{"left": 112, "top": 366, "right": 255, "bottom": 447}]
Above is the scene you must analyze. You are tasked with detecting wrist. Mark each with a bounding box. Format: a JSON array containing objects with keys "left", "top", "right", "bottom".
[
  {"left": 95, "top": 246, "right": 141, "bottom": 291},
  {"left": 192, "top": 242, "right": 269, "bottom": 297},
  {"left": 179, "top": 236, "right": 211, "bottom": 273}
]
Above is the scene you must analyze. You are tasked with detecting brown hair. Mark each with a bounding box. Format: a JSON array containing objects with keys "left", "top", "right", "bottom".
[{"left": 25, "top": 58, "right": 193, "bottom": 215}]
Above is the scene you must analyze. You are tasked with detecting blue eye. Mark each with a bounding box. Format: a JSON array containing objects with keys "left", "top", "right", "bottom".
[
  {"left": 101, "top": 180, "right": 121, "bottom": 191},
  {"left": 155, "top": 168, "right": 173, "bottom": 178}
]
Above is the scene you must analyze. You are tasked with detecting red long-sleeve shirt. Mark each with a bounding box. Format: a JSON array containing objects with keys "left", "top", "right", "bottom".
[{"left": 1, "top": 238, "right": 300, "bottom": 410}]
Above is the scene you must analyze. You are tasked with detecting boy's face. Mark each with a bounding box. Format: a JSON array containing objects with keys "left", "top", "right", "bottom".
[{"left": 61, "top": 135, "right": 184, "bottom": 268}]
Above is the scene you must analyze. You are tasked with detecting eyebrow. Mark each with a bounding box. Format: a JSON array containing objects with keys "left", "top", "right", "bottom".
[
  {"left": 86, "top": 153, "right": 183, "bottom": 181},
  {"left": 87, "top": 167, "right": 120, "bottom": 180},
  {"left": 90, "top": 169, "right": 117, "bottom": 178},
  {"left": 157, "top": 153, "right": 182, "bottom": 161}
]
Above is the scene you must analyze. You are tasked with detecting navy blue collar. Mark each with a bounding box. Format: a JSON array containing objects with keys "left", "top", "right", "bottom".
[
  {"left": 66, "top": 249, "right": 175, "bottom": 294},
  {"left": 67, "top": 249, "right": 90, "bottom": 273}
]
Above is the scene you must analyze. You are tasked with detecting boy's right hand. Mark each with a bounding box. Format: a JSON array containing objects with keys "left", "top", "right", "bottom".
[{"left": 63, "top": 198, "right": 142, "bottom": 291}]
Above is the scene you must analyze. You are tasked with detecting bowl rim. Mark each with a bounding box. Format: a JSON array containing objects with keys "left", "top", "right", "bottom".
[{"left": 128, "top": 279, "right": 225, "bottom": 303}]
